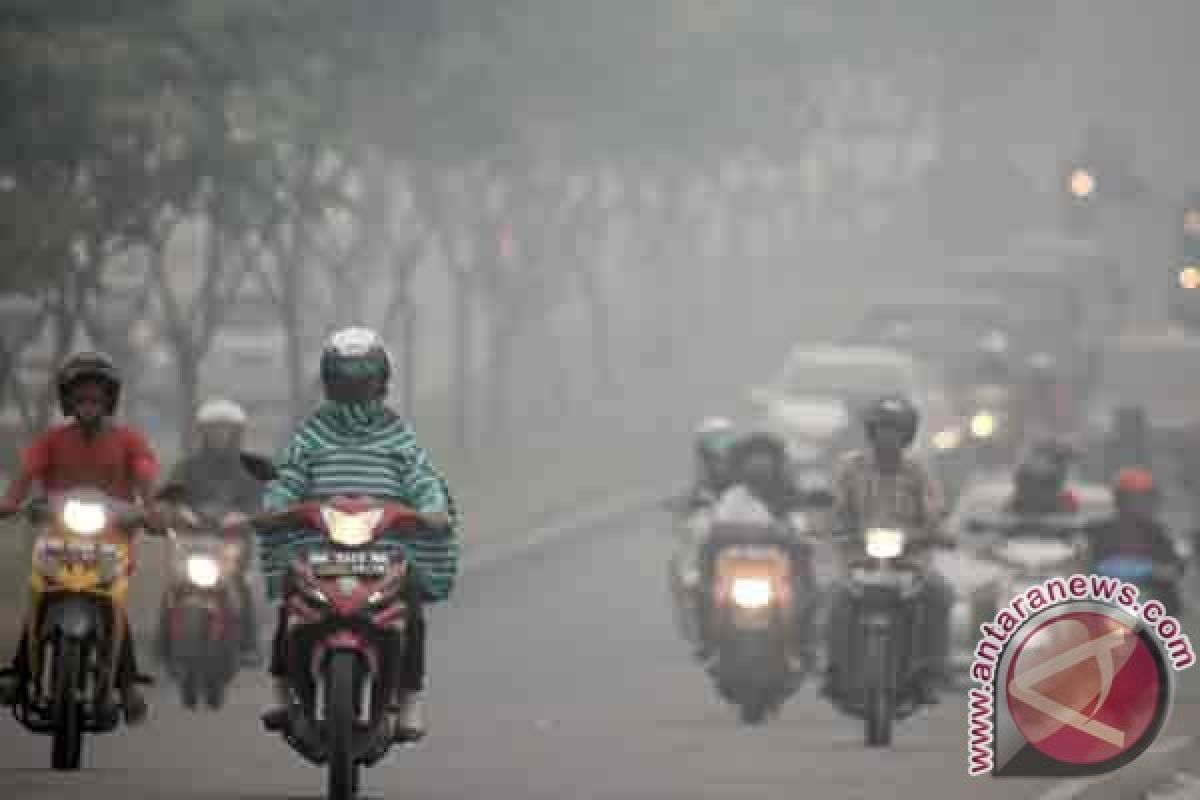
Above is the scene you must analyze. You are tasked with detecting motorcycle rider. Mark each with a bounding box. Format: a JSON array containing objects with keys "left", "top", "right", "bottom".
[
  {"left": 685, "top": 417, "right": 738, "bottom": 510},
  {"left": 159, "top": 397, "right": 263, "bottom": 667},
  {"left": 825, "top": 395, "right": 953, "bottom": 704},
  {"left": 1102, "top": 405, "right": 1153, "bottom": 479},
  {"left": 694, "top": 430, "right": 817, "bottom": 668},
  {"left": 0, "top": 352, "right": 161, "bottom": 724},
  {"left": 1084, "top": 468, "right": 1184, "bottom": 616},
  {"left": 253, "top": 327, "right": 459, "bottom": 744},
  {"left": 1006, "top": 443, "right": 1080, "bottom": 516}
]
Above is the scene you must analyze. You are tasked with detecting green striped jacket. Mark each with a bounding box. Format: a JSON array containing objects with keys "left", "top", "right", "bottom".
[{"left": 259, "top": 400, "right": 460, "bottom": 602}]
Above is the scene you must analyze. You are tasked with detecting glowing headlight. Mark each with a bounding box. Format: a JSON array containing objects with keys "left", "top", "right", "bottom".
[
  {"left": 969, "top": 411, "right": 997, "bottom": 439},
  {"left": 865, "top": 527, "right": 906, "bottom": 560},
  {"left": 186, "top": 555, "right": 220, "bottom": 588},
  {"left": 1180, "top": 266, "right": 1200, "bottom": 290},
  {"left": 61, "top": 500, "right": 107, "bottom": 536},
  {"left": 932, "top": 428, "right": 962, "bottom": 451},
  {"left": 731, "top": 578, "right": 772, "bottom": 609},
  {"left": 321, "top": 507, "right": 384, "bottom": 547}
]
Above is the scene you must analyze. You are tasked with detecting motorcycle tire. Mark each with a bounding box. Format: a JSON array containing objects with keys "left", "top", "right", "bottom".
[
  {"left": 326, "top": 651, "right": 361, "bottom": 800},
  {"left": 50, "top": 638, "right": 86, "bottom": 771},
  {"left": 864, "top": 629, "right": 895, "bottom": 748}
]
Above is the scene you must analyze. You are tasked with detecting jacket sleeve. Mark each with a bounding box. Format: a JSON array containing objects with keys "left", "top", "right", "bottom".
[
  {"left": 830, "top": 455, "right": 858, "bottom": 539},
  {"left": 262, "top": 435, "right": 310, "bottom": 512},
  {"left": 122, "top": 428, "right": 160, "bottom": 486}
]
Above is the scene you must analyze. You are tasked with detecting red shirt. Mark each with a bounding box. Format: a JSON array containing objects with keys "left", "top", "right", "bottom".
[
  {"left": 22, "top": 422, "right": 159, "bottom": 499},
  {"left": 16, "top": 423, "right": 159, "bottom": 573}
]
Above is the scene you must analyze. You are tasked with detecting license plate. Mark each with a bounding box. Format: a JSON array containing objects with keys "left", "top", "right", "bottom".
[
  {"left": 309, "top": 550, "right": 390, "bottom": 578},
  {"left": 722, "top": 545, "right": 782, "bottom": 559}
]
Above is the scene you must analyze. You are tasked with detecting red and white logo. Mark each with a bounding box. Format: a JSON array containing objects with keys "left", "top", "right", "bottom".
[{"left": 967, "top": 585, "right": 1190, "bottom": 778}]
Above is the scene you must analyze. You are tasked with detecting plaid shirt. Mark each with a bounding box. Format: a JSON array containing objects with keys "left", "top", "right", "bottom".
[{"left": 830, "top": 448, "right": 945, "bottom": 546}]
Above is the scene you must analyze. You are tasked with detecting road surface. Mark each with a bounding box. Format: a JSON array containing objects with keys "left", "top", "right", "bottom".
[{"left": 2, "top": 504, "right": 1198, "bottom": 799}]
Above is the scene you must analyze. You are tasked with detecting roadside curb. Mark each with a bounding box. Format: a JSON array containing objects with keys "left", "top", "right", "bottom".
[{"left": 461, "top": 481, "right": 679, "bottom": 574}]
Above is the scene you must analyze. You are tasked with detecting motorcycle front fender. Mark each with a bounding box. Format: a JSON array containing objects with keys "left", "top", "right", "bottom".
[{"left": 43, "top": 596, "right": 105, "bottom": 641}]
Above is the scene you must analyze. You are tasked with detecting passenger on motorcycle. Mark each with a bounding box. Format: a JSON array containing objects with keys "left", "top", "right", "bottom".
[
  {"left": 1084, "top": 468, "right": 1184, "bottom": 615},
  {"left": 0, "top": 352, "right": 161, "bottom": 724},
  {"left": 254, "top": 327, "right": 459, "bottom": 744},
  {"left": 1006, "top": 444, "right": 1080, "bottom": 516},
  {"left": 685, "top": 417, "right": 738, "bottom": 511},
  {"left": 825, "top": 395, "right": 954, "bottom": 704},
  {"left": 158, "top": 398, "right": 263, "bottom": 667},
  {"left": 694, "top": 430, "right": 818, "bottom": 669}
]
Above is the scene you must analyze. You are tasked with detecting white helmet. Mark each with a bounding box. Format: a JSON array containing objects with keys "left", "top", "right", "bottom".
[{"left": 196, "top": 398, "right": 248, "bottom": 427}]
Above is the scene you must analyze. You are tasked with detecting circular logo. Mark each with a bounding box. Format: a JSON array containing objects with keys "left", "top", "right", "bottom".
[{"left": 1004, "top": 610, "right": 1169, "bottom": 769}]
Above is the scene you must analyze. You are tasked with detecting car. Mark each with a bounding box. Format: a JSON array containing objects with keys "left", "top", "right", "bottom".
[{"left": 748, "top": 345, "right": 954, "bottom": 464}]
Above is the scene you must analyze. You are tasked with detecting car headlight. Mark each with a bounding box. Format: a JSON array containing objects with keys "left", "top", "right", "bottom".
[
  {"left": 321, "top": 507, "right": 384, "bottom": 547},
  {"left": 61, "top": 500, "right": 108, "bottom": 536},
  {"left": 932, "top": 428, "right": 962, "bottom": 451},
  {"left": 865, "top": 527, "right": 906, "bottom": 560},
  {"left": 731, "top": 578, "right": 772, "bottom": 609},
  {"left": 186, "top": 555, "right": 221, "bottom": 589},
  {"left": 969, "top": 411, "right": 997, "bottom": 439}
]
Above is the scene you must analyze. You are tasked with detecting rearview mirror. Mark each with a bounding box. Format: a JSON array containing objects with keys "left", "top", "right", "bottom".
[{"left": 240, "top": 452, "right": 279, "bottom": 483}]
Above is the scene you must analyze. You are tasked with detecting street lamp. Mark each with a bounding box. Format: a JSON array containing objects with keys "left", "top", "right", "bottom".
[{"left": 1068, "top": 168, "right": 1096, "bottom": 199}]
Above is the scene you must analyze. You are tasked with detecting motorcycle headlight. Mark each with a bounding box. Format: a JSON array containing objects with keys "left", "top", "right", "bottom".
[
  {"left": 186, "top": 555, "right": 221, "bottom": 589},
  {"left": 865, "top": 527, "right": 906, "bottom": 560},
  {"left": 321, "top": 507, "right": 384, "bottom": 547},
  {"left": 932, "top": 428, "right": 962, "bottom": 451},
  {"left": 731, "top": 578, "right": 772, "bottom": 609},
  {"left": 969, "top": 411, "right": 997, "bottom": 439},
  {"left": 61, "top": 500, "right": 107, "bottom": 536}
]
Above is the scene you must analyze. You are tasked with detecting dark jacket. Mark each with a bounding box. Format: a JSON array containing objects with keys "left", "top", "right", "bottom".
[
  {"left": 166, "top": 448, "right": 263, "bottom": 516},
  {"left": 1084, "top": 515, "right": 1180, "bottom": 566}
]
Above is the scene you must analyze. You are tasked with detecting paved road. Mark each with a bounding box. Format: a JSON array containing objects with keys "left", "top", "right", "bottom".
[{"left": 2, "top": 506, "right": 1199, "bottom": 799}]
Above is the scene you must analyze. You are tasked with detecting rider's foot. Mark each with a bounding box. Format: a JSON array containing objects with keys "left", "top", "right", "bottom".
[
  {"left": 0, "top": 667, "right": 19, "bottom": 706},
  {"left": 261, "top": 680, "right": 291, "bottom": 732},
  {"left": 389, "top": 690, "right": 426, "bottom": 743},
  {"left": 120, "top": 685, "right": 148, "bottom": 726}
]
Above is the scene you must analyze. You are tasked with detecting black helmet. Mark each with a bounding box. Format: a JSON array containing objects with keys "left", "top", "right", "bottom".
[
  {"left": 727, "top": 429, "right": 790, "bottom": 472},
  {"left": 56, "top": 351, "right": 121, "bottom": 417},
  {"left": 1015, "top": 445, "right": 1066, "bottom": 488},
  {"left": 863, "top": 394, "right": 919, "bottom": 448},
  {"left": 319, "top": 327, "right": 392, "bottom": 403}
]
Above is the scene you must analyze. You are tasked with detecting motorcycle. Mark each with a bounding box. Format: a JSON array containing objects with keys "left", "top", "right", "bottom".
[
  {"left": 827, "top": 527, "right": 950, "bottom": 747},
  {"left": 157, "top": 494, "right": 247, "bottom": 711},
  {"left": 1093, "top": 554, "right": 1184, "bottom": 617},
  {"left": 962, "top": 512, "right": 1087, "bottom": 630},
  {"left": 250, "top": 495, "right": 425, "bottom": 800},
  {"left": 1, "top": 491, "right": 151, "bottom": 770},
  {"left": 694, "top": 488, "right": 817, "bottom": 725}
]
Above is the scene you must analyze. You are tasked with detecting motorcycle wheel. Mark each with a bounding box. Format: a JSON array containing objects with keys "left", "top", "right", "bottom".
[
  {"left": 179, "top": 607, "right": 210, "bottom": 710},
  {"left": 739, "top": 697, "right": 770, "bottom": 726},
  {"left": 864, "top": 629, "right": 895, "bottom": 748},
  {"left": 326, "top": 651, "right": 360, "bottom": 800},
  {"left": 50, "top": 638, "right": 85, "bottom": 771}
]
